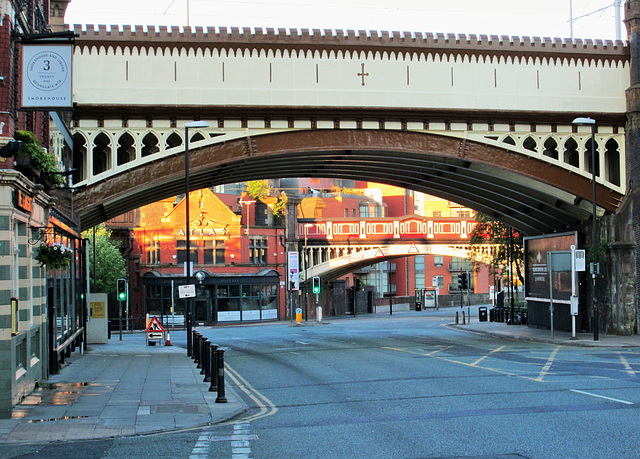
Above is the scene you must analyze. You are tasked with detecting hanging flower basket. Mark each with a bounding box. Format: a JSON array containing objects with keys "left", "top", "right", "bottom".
[{"left": 35, "top": 243, "right": 72, "bottom": 269}]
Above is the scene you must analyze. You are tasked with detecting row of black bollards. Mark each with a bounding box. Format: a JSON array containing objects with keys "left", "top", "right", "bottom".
[{"left": 192, "top": 331, "right": 227, "bottom": 403}]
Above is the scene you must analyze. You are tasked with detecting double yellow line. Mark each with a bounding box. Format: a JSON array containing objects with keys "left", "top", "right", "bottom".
[{"left": 224, "top": 363, "right": 278, "bottom": 423}]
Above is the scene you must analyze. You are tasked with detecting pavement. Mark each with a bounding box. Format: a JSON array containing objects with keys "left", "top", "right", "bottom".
[
  {"left": 0, "top": 331, "right": 246, "bottom": 444},
  {"left": 0, "top": 309, "right": 637, "bottom": 445},
  {"left": 451, "top": 309, "right": 640, "bottom": 348}
]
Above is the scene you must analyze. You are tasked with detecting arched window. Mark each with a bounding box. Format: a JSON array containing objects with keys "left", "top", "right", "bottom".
[
  {"left": 72, "top": 133, "right": 87, "bottom": 184},
  {"left": 563, "top": 138, "right": 579, "bottom": 168},
  {"left": 166, "top": 132, "right": 182, "bottom": 149},
  {"left": 542, "top": 137, "right": 559, "bottom": 160},
  {"left": 523, "top": 136, "right": 537, "bottom": 153},
  {"left": 605, "top": 138, "right": 621, "bottom": 186},
  {"left": 117, "top": 132, "right": 136, "bottom": 165},
  {"left": 583, "top": 138, "right": 600, "bottom": 177},
  {"left": 141, "top": 132, "right": 160, "bottom": 157},
  {"left": 92, "top": 132, "right": 111, "bottom": 175}
]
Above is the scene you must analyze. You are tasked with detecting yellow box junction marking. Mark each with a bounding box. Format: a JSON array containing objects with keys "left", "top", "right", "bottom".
[{"left": 535, "top": 346, "right": 561, "bottom": 382}]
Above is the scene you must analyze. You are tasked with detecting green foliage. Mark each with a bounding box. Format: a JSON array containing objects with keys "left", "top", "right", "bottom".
[
  {"left": 272, "top": 197, "right": 286, "bottom": 218},
  {"left": 468, "top": 214, "right": 524, "bottom": 285},
  {"left": 35, "top": 243, "right": 72, "bottom": 269},
  {"left": 14, "top": 130, "right": 64, "bottom": 186},
  {"left": 246, "top": 180, "right": 271, "bottom": 199},
  {"left": 82, "top": 225, "right": 127, "bottom": 295}
]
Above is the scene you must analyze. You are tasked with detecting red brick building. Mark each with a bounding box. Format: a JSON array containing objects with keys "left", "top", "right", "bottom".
[{"left": 109, "top": 182, "right": 494, "bottom": 327}]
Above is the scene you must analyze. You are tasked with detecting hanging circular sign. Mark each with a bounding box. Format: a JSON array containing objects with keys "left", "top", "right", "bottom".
[{"left": 26, "top": 51, "right": 69, "bottom": 91}]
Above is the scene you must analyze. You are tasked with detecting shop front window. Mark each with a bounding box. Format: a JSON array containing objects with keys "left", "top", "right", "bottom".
[{"left": 217, "top": 285, "right": 241, "bottom": 321}]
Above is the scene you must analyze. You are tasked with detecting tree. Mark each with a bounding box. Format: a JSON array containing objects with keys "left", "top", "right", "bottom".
[
  {"left": 468, "top": 214, "right": 524, "bottom": 286},
  {"left": 82, "top": 225, "right": 127, "bottom": 295},
  {"left": 245, "top": 180, "right": 286, "bottom": 217},
  {"left": 246, "top": 179, "right": 271, "bottom": 200}
]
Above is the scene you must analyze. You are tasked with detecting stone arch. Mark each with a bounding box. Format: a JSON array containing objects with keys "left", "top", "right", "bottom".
[
  {"left": 165, "top": 131, "right": 183, "bottom": 150},
  {"left": 72, "top": 132, "right": 88, "bottom": 184},
  {"left": 582, "top": 138, "right": 601, "bottom": 177},
  {"left": 92, "top": 131, "right": 112, "bottom": 175},
  {"left": 563, "top": 137, "right": 579, "bottom": 168},
  {"left": 542, "top": 136, "right": 559, "bottom": 160},
  {"left": 604, "top": 137, "right": 621, "bottom": 187},
  {"left": 117, "top": 131, "right": 136, "bottom": 166},
  {"left": 141, "top": 131, "right": 160, "bottom": 157}
]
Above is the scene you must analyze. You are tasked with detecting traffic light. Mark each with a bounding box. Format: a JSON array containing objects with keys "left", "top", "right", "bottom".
[
  {"left": 457, "top": 272, "right": 468, "bottom": 290},
  {"left": 313, "top": 276, "right": 321, "bottom": 294},
  {"left": 117, "top": 278, "right": 127, "bottom": 301}
]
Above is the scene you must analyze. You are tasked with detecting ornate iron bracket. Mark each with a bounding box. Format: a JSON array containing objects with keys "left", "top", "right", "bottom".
[{"left": 28, "top": 226, "right": 54, "bottom": 245}]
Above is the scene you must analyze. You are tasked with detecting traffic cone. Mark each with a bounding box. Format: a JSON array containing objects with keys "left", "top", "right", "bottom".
[{"left": 165, "top": 330, "right": 172, "bottom": 346}]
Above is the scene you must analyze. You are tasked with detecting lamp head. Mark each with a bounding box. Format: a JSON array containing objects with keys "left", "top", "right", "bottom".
[
  {"left": 572, "top": 117, "right": 595, "bottom": 126},
  {"left": 185, "top": 121, "right": 210, "bottom": 129}
]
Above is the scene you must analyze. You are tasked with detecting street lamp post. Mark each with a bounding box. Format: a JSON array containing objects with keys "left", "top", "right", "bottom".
[
  {"left": 572, "top": 117, "right": 598, "bottom": 341},
  {"left": 184, "top": 120, "right": 209, "bottom": 356},
  {"left": 240, "top": 198, "right": 255, "bottom": 236}
]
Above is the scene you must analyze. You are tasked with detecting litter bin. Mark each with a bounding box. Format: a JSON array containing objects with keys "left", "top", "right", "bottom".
[
  {"left": 489, "top": 308, "right": 495, "bottom": 322},
  {"left": 479, "top": 306, "right": 488, "bottom": 322},
  {"left": 415, "top": 301, "right": 422, "bottom": 312}
]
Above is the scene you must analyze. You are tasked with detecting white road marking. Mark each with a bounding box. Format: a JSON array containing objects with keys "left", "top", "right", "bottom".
[
  {"left": 570, "top": 389, "right": 634, "bottom": 405},
  {"left": 232, "top": 422, "right": 252, "bottom": 458}
]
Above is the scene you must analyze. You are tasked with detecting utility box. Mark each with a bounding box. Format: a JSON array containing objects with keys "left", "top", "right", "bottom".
[{"left": 87, "top": 293, "right": 109, "bottom": 344}]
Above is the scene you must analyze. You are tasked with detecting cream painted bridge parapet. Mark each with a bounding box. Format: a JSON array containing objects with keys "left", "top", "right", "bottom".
[
  {"left": 54, "top": 25, "right": 629, "bottom": 232},
  {"left": 299, "top": 243, "right": 493, "bottom": 282}
]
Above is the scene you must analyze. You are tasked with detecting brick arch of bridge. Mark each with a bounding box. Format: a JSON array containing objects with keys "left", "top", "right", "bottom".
[{"left": 73, "top": 129, "right": 622, "bottom": 234}]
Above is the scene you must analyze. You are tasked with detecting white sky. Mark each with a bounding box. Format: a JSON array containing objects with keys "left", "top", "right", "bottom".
[{"left": 64, "top": 0, "right": 624, "bottom": 41}]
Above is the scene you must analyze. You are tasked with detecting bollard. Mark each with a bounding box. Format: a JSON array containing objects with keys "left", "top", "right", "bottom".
[
  {"left": 196, "top": 334, "right": 203, "bottom": 369},
  {"left": 215, "top": 348, "right": 227, "bottom": 403},
  {"left": 190, "top": 330, "right": 196, "bottom": 360},
  {"left": 201, "top": 338, "right": 208, "bottom": 376},
  {"left": 193, "top": 332, "right": 199, "bottom": 363},
  {"left": 194, "top": 332, "right": 201, "bottom": 366},
  {"left": 462, "top": 311, "right": 466, "bottom": 324},
  {"left": 208, "top": 344, "right": 219, "bottom": 392},
  {"left": 455, "top": 311, "right": 459, "bottom": 324},
  {"left": 203, "top": 341, "right": 211, "bottom": 382}
]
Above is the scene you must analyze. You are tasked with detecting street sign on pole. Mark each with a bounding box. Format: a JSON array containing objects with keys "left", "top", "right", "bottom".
[{"left": 178, "top": 284, "right": 196, "bottom": 298}]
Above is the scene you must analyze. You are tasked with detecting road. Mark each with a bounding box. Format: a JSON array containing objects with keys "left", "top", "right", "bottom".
[{"left": 6, "top": 309, "right": 640, "bottom": 458}]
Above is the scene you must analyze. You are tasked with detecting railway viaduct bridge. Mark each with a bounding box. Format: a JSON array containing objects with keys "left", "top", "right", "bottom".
[{"left": 47, "top": 1, "right": 640, "bottom": 334}]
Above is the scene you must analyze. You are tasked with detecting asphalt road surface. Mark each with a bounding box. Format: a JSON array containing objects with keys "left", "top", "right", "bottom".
[{"left": 5, "top": 310, "right": 640, "bottom": 458}]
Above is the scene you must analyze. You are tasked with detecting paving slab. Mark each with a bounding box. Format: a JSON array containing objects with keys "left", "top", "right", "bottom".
[{"left": 0, "top": 331, "right": 247, "bottom": 444}]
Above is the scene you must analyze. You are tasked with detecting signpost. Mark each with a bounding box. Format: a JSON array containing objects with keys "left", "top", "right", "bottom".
[{"left": 146, "top": 316, "right": 165, "bottom": 345}]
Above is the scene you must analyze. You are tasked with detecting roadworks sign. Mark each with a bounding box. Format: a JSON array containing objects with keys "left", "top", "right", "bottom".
[{"left": 146, "top": 316, "right": 165, "bottom": 332}]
